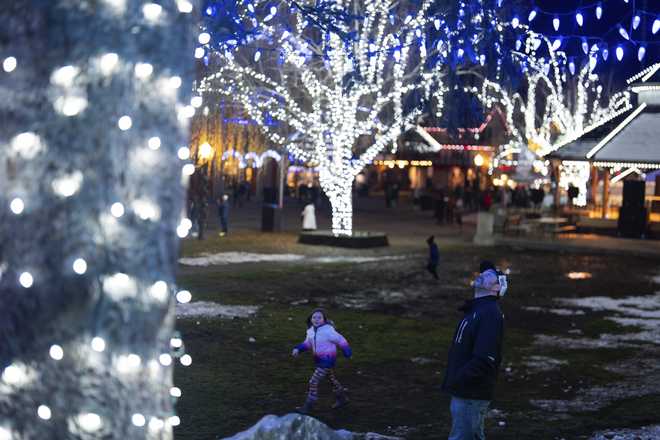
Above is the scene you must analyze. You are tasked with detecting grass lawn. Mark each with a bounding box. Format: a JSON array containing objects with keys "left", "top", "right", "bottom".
[{"left": 172, "top": 232, "right": 660, "bottom": 439}]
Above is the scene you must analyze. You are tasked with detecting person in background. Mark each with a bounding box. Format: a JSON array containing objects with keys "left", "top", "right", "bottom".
[
  {"left": 426, "top": 235, "right": 440, "bottom": 280},
  {"left": 301, "top": 202, "right": 317, "bottom": 231},
  {"left": 441, "top": 260, "right": 507, "bottom": 440}
]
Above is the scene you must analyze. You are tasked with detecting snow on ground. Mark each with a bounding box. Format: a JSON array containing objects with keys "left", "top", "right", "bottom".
[
  {"left": 590, "top": 425, "right": 660, "bottom": 440},
  {"left": 556, "top": 294, "right": 660, "bottom": 319},
  {"left": 522, "top": 355, "right": 568, "bottom": 372},
  {"left": 179, "top": 252, "right": 304, "bottom": 266},
  {"left": 176, "top": 301, "right": 260, "bottom": 319},
  {"left": 530, "top": 294, "right": 660, "bottom": 348},
  {"left": 524, "top": 306, "right": 585, "bottom": 316},
  {"left": 179, "top": 252, "right": 408, "bottom": 267}
]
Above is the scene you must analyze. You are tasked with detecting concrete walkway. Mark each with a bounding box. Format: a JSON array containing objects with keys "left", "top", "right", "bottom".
[{"left": 210, "top": 194, "right": 660, "bottom": 258}]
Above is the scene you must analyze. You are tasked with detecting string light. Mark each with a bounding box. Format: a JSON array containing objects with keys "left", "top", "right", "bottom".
[
  {"left": 49, "top": 345, "right": 64, "bottom": 361},
  {"left": 2, "top": 56, "right": 17, "bottom": 72},
  {"left": 37, "top": 405, "right": 52, "bottom": 420},
  {"left": 117, "top": 115, "right": 132, "bottom": 130},
  {"left": 19, "top": 272, "right": 33, "bottom": 288},
  {"left": 175, "top": 290, "right": 192, "bottom": 303},
  {"left": 110, "top": 202, "right": 125, "bottom": 218},
  {"left": 91, "top": 337, "right": 106, "bottom": 352},
  {"left": 9, "top": 198, "right": 24, "bottom": 214},
  {"left": 72, "top": 258, "right": 87, "bottom": 274}
]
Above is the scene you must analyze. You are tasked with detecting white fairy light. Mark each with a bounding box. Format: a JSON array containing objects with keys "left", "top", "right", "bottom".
[
  {"left": 117, "top": 115, "right": 132, "bottom": 130},
  {"left": 103, "top": 273, "right": 138, "bottom": 300},
  {"left": 110, "top": 202, "right": 125, "bottom": 218},
  {"left": 177, "top": 0, "right": 193, "bottom": 13},
  {"left": 170, "top": 337, "right": 183, "bottom": 348},
  {"left": 179, "top": 354, "right": 192, "bottom": 366},
  {"left": 19, "top": 272, "right": 33, "bottom": 288},
  {"left": 180, "top": 105, "right": 195, "bottom": 118},
  {"left": 3, "top": 56, "right": 17, "bottom": 72},
  {"left": 169, "top": 416, "right": 181, "bottom": 426},
  {"left": 148, "top": 136, "right": 161, "bottom": 150},
  {"left": 149, "top": 280, "right": 168, "bottom": 302},
  {"left": 194, "top": 47, "right": 205, "bottom": 59},
  {"left": 148, "top": 418, "right": 165, "bottom": 432},
  {"left": 73, "top": 258, "right": 87, "bottom": 275},
  {"left": 169, "top": 387, "right": 182, "bottom": 398},
  {"left": 9, "top": 198, "right": 24, "bottom": 215},
  {"left": 49, "top": 345, "right": 64, "bottom": 361},
  {"left": 37, "top": 405, "right": 52, "bottom": 420},
  {"left": 182, "top": 164, "right": 195, "bottom": 176},
  {"left": 91, "top": 337, "right": 106, "bottom": 352},
  {"left": 190, "top": 96, "right": 203, "bottom": 108},
  {"left": 132, "top": 413, "right": 146, "bottom": 427},
  {"left": 51, "top": 65, "right": 79, "bottom": 88},
  {"left": 0, "top": 427, "right": 12, "bottom": 440},
  {"left": 52, "top": 171, "right": 83, "bottom": 197},
  {"left": 169, "top": 76, "right": 182, "bottom": 89},
  {"left": 99, "top": 53, "right": 119, "bottom": 75},
  {"left": 175, "top": 290, "right": 192, "bottom": 303},
  {"left": 158, "top": 353, "right": 172, "bottom": 366},
  {"left": 142, "top": 3, "right": 163, "bottom": 22},
  {"left": 177, "top": 146, "right": 190, "bottom": 160},
  {"left": 198, "top": 33, "right": 211, "bottom": 45},
  {"left": 135, "top": 63, "right": 153, "bottom": 79},
  {"left": 132, "top": 199, "right": 160, "bottom": 221},
  {"left": 11, "top": 132, "right": 44, "bottom": 159},
  {"left": 2, "top": 364, "right": 30, "bottom": 386},
  {"left": 77, "top": 413, "right": 102, "bottom": 432}
]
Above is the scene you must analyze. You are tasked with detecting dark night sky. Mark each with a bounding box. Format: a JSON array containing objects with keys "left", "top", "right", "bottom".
[{"left": 514, "top": 0, "right": 659, "bottom": 87}]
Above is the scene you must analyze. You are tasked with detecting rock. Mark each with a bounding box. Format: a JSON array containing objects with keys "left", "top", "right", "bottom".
[{"left": 221, "top": 414, "right": 353, "bottom": 440}]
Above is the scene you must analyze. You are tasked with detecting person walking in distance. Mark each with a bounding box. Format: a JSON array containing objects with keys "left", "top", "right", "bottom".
[
  {"left": 292, "top": 309, "right": 352, "bottom": 414},
  {"left": 442, "top": 260, "right": 507, "bottom": 440},
  {"left": 426, "top": 235, "right": 440, "bottom": 280}
]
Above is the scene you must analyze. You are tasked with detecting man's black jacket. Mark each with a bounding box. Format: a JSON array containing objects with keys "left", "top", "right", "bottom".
[{"left": 441, "top": 296, "right": 504, "bottom": 401}]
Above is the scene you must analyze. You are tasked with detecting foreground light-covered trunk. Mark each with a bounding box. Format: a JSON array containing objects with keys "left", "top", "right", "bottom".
[{"left": 0, "top": 1, "right": 195, "bottom": 438}]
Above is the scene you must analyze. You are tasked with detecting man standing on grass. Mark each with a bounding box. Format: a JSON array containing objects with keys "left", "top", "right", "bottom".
[{"left": 441, "top": 260, "right": 506, "bottom": 440}]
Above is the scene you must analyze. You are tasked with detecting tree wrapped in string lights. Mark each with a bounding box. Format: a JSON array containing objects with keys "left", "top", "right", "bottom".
[
  {"left": 198, "top": 0, "right": 439, "bottom": 235},
  {"left": 468, "top": 26, "right": 631, "bottom": 192},
  {"left": 0, "top": 1, "right": 196, "bottom": 437}
]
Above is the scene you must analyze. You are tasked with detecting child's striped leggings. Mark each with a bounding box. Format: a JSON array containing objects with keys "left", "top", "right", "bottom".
[{"left": 307, "top": 367, "right": 343, "bottom": 402}]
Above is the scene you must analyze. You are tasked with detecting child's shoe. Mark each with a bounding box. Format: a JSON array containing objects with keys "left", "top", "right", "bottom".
[
  {"left": 332, "top": 391, "right": 349, "bottom": 409},
  {"left": 296, "top": 399, "right": 314, "bottom": 415}
]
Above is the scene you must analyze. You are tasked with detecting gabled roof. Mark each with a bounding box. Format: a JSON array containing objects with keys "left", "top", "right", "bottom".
[{"left": 547, "top": 64, "right": 660, "bottom": 167}]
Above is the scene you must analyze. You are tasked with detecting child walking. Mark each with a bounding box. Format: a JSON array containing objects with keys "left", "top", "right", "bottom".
[{"left": 292, "top": 309, "right": 352, "bottom": 414}]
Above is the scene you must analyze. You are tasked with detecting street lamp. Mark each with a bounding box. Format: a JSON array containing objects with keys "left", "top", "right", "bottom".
[{"left": 199, "top": 142, "right": 213, "bottom": 160}]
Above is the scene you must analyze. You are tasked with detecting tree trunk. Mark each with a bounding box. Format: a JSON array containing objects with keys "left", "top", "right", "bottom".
[
  {"left": 321, "top": 177, "right": 354, "bottom": 236},
  {"left": 0, "top": 2, "right": 196, "bottom": 438}
]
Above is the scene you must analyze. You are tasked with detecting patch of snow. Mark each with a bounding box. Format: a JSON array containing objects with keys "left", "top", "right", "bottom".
[
  {"left": 523, "top": 355, "right": 569, "bottom": 372},
  {"left": 524, "top": 306, "right": 585, "bottom": 316},
  {"left": 179, "top": 252, "right": 304, "bottom": 266},
  {"left": 179, "top": 252, "right": 409, "bottom": 267},
  {"left": 313, "top": 255, "right": 407, "bottom": 264},
  {"left": 176, "top": 301, "right": 259, "bottom": 319},
  {"left": 411, "top": 357, "right": 437, "bottom": 365},
  {"left": 556, "top": 294, "right": 660, "bottom": 319},
  {"left": 590, "top": 425, "right": 660, "bottom": 440}
]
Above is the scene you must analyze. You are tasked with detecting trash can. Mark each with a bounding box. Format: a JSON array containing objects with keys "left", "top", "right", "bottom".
[{"left": 261, "top": 203, "right": 282, "bottom": 232}]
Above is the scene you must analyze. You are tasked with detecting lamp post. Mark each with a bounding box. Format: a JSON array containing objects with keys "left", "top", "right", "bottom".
[{"left": 474, "top": 153, "right": 484, "bottom": 210}]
